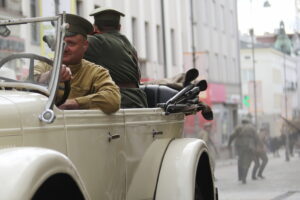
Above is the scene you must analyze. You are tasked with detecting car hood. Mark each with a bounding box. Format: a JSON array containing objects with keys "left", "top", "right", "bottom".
[{"left": 0, "top": 91, "right": 48, "bottom": 137}]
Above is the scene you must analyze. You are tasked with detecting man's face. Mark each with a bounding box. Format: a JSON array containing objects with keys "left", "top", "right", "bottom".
[{"left": 63, "top": 34, "right": 88, "bottom": 65}]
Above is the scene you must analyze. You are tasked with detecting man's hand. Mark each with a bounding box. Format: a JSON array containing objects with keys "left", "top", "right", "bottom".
[
  {"left": 38, "top": 64, "right": 72, "bottom": 83},
  {"left": 38, "top": 70, "right": 52, "bottom": 83},
  {"left": 60, "top": 64, "right": 72, "bottom": 82},
  {"left": 58, "top": 99, "right": 80, "bottom": 110}
]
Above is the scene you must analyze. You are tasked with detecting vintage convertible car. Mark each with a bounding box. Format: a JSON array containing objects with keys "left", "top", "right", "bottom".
[{"left": 0, "top": 14, "right": 217, "bottom": 200}]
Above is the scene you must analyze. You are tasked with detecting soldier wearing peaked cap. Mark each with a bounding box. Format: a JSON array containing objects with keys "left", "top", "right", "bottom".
[
  {"left": 84, "top": 7, "right": 148, "bottom": 108},
  {"left": 34, "top": 13, "right": 121, "bottom": 113},
  {"left": 63, "top": 13, "right": 94, "bottom": 37},
  {"left": 228, "top": 119, "right": 258, "bottom": 184}
]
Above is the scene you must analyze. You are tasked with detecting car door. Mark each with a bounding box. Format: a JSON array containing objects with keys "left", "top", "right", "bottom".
[
  {"left": 64, "top": 109, "right": 125, "bottom": 200},
  {"left": 124, "top": 108, "right": 184, "bottom": 196}
]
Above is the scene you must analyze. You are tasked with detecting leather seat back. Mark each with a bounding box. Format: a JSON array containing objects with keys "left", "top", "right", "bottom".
[{"left": 140, "top": 85, "right": 178, "bottom": 108}]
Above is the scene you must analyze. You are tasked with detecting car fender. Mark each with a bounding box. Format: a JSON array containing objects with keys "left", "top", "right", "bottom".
[
  {"left": 155, "top": 138, "right": 216, "bottom": 200},
  {"left": 0, "top": 147, "right": 89, "bottom": 200},
  {"left": 126, "top": 138, "right": 173, "bottom": 199}
]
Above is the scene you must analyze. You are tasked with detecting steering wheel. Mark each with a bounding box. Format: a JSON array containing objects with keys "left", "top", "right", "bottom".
[
  {"left": 0, "top": 53, "right": 70, "bottom": 106},
  {"left": 0, "top": 53, "right": 53, "bottom": 81}
]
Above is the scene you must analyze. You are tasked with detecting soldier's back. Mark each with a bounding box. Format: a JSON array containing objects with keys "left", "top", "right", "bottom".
[{"left": 239, "top": 124, "right": 257, "bottom": 151}]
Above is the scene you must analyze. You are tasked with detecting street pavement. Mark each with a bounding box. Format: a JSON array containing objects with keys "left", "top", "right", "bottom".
[{"left": 214, "top": 152, "right": 300, "bottom": 200}]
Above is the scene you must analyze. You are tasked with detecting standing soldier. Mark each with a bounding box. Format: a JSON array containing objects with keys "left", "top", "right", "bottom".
[
  {"left": 84, "top": 7, "right": 148, "bottom": 108},
  {"left": 228, "top": 119, "right": 258, "bottom": 184}
]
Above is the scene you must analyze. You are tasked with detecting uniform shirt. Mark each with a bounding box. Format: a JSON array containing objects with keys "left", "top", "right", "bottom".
[
  {"left": 84, "top": 31, "right": 148, "bottom": 108},
  {"left": 34, "top": 59, "right": 121, "bottom": 114},
  {"left": 229, "top": 123, "right": 258, "bottom": 151}
]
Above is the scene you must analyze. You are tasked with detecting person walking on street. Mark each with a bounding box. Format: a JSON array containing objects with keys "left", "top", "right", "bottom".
[
  {"left": 252, "top": 127, "right": 269, "bottom": 179},
  {"left": 84, "top": 7, "right": 148, "bottom": 108},
  {"left": 251, "top": 139, "right": 260, "bottom": 180},
  {"left": 228, "top": 119, "right": 258, "bottom": 184}
]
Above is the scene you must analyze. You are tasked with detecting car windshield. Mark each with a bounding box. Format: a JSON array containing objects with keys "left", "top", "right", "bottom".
[{"left": 0, "top": 17, "right": 60, "bottom": 94}]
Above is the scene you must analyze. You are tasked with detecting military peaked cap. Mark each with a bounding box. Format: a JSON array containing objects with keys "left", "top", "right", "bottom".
[
  {"left": 89, "top": 7, "right": 125, "bottom": 17},
  {"left": 65, "top": 13, "right": 93, "bottom": 37},
  {"left": 89, "top": 7, "right": 125, "bottom": 26}
]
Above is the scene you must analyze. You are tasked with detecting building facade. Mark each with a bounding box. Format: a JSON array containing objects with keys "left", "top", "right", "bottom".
[
  {"left": 240, "top": 46, "right": 299, "bottom": 136},
  {"left": 185, "top": 0, "right": 240, "bottom": 147}
]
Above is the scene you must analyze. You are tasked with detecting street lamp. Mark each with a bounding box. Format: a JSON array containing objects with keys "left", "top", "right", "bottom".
[
  {"left": 190, "top": 0, "right": 196, "bottom": 69},
  {"left": 282, "top": 45, "right": 290, "bottom": 162},
  {"left": 249, "top": 28, "right": 258, "bottom": 128},
  {"left": 274, "top": 21, "right": 291, "bottom": 162},
  {"left": 248, "top": 0, "right": 271, "bottom": 128}
]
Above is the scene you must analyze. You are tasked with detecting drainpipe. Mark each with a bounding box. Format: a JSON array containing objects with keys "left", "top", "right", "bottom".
[
  {"left": 161, "top": 0, "right": 167, "bottom": 77},
  {"left": 190, "top": 0, "right": 196, "bottom": 69}
]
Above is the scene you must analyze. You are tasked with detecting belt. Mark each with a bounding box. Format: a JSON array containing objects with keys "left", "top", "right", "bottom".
[{"left": 117, "top": 82, "right": 138, "bottom": 88}]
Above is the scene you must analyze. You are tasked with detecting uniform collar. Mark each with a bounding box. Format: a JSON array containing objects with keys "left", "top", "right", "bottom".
[{"left": 68, "top": 60, "right": 82, "bottom": 75}]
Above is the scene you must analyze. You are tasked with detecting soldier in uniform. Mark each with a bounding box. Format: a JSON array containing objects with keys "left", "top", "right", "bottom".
[
  {"left": 35, "top": 13, "right": 121, "bottom": 114},
  {"left": 84, "top": 7, "right": 148, "bottom": 108},
  {"left": 228, "top": 119, "right": 258, "bottom": 184},
  {"left": 252, "top": 127, "right": 269, "bottom": 179}
]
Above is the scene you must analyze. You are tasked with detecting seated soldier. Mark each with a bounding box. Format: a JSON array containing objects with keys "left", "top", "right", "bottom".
[
  {"left": 34, "top": 13, "right": 120, "bottom": 114},
  {"left": 84, "top": 7, "right": 147, "bottom": 108}
]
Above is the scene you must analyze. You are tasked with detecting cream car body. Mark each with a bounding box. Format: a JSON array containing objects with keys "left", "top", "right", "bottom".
[{"left": 0, "top": 14, "right": 217, "bottom": 200}]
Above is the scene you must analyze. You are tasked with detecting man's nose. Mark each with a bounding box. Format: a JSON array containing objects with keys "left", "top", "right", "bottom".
[{"left": 63, "top": 42, "right": 69, "bottom": 51}]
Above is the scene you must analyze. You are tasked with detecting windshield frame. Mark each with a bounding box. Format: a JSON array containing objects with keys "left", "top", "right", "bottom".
[{"left": 0, "top": 14, "right": 67, "bottom": 123}]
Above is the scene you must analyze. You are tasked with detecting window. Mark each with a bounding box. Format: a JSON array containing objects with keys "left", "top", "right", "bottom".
[
  {"left": 211, "top": 0, "right": 216, "bottom": 29},
  {"left": 224, "top": 56, "right": 229, "bottom": 82},
  {"left": 54, "top": 0, "right": 60, "bottom": 15},
  {"left": 274, "top": 94, "right": 282, "bottom": 108},
  {"left": 215, "top": 53, "right": 219, "bottom": 80},
  {"left": 202, "top": 0, "right": 208, "bottom": 25},
  {"left": 156, "top": 25, "right": 163, "bottom": 64},
  {"left": 0, "top": 0, "right": 6, "bottom": 7},
  {"left": 131, "top": 17, "right": 137, "bottom": 48},
  {"left": 232, "top": 58, "right": 237, "bottom": 83},
  {"left": 272, "top": 69, "right": 281, "bottom": 83},
  {"left": 229, "top": 10, "right": 234, "bottom": 37},
  {"left": 170, "top": 29, "right": 176, "bottom": 66},
  {"left": 76, "top": 0, "right": 83, "bottom": 15},
  {"left": 242, "top": 69, "right": 254, "bottom": 82},
  {"left": 220, "top": 55, "right": 226, "bottom": 82},
  {"left": 145, "top": 22, "right": 150, "bottom": 61},
  {"left": 30, "top": 0, "right": 39, "bottom": 44},
  {"left": 220, "top": 5, "right": 225, "bottom": 32}
]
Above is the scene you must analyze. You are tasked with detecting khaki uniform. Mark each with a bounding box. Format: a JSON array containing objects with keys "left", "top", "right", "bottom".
[
  {"left": 34, "top": 59, "right": 121, "bottom": 114},
  {"left": 228, "top": 123, "right": 258, "bottom": 183},
  {"left": 84, "top": 32, "right": 148, "bottom": 108},
  {"left": 252, "top": 130, "right": 268, "bottom": 178}
]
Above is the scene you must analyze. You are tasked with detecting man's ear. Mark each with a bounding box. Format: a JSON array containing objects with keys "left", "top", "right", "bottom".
[
  {"left": 94, "top": 24, "right": 100, "bottom": 32},
  {"left": 83, "top": 39, "right": 89, "bottom": 51}
]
